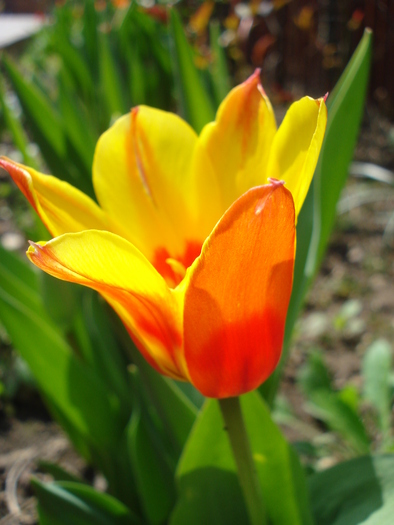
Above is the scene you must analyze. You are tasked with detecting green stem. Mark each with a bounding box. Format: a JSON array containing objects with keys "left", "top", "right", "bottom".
[{"left": 219, "top": 397, "right": 267, "bottom": 525}]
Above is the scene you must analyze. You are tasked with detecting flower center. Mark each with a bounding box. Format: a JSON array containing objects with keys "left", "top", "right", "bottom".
[{"left": 153, "top": 241, "right": 202, "bottom": 287}]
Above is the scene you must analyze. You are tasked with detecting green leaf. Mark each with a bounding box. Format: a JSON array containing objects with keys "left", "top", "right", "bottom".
[
  {"left": 310, "top": 455, "right": 394, "bottom": 525},
  {"left": 0, "top": 75, "right": 36, "bottom": 167},
  {"left": 309, "top": 28, "right": 373, "bottom": 272},
  {"left": 51, "top": 32, "right": 96, "bottom": 105},
  {"left": 40, "top": 273, "right": 81, "bottom": 330},
  {"left": 0, "top": 285, "right": 123, "bottom": 458},
  {"left": 124, "top": 40, "right": 146, "bottom": 106},
  {"left": 127, "top": 401, "right": 176, "bottom": 525},
  {"left": 138, "top": 364, "right": 197, "bottom": 458},
  {"left": 98, "top": 32, "right": 126, "bottom": 122},
  {"left": 82, "top": 0, "right": 100, "bottom": 81},
  {"left": 118, "top": 4, "right": 146, "bottom": 106},
  {"left": 38, "top": 461, "right": 83, "bottom": 483},
  {"left": 363, "top": 339, "right": 393, "bottom": 444},
  {"left": 2, "top": 56, "right": 92, "bottom": 194},
  {"left": 171, "top": 392, "right": 313, "bottom": 525},
  {"left": 168, "top": 9, "right": 215, "bottom": 132},
  {"left": 33, "top": 479, "right": 142, "bottom": 525},
  {"left": 79, "top": 291, "right": 132, "bottom": 417},
  {"left": 0, "top": 243, "right": 40, "bottom": 312},
  {"left": 306, "top": 390, "right": 370, "bottom": 455},
  {"left": 261, "top": 29, "right": 372, "bottom": 406},
  {"left": 208, "top": 21, "right": 231, "bottom": 107},
  {"left": 297, "top": 350, "right": 333, "bottom": 396},
  {"left": 298, "top": 352, "right": 370, "bottom": 454},
  {"left": 2, "top": 55, "right": 66, "bottom": 168},
  {"left": 58, "top": 67, "right": 96, "bottom": 177},
  {"left": 120, "top": 330, "right": 197, "bottom": 457}
]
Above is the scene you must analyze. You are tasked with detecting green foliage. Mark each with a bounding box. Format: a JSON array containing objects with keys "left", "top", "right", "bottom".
[
  {"left": 298, "top": 351, "right": 370, "bottom": 455},
  {"left": 298, "top": 342, "right": 394, "bottom": 455},
  {"left": 169, "top": 9, "right": 215, "bottom": 133},
  {"left": 0, "top": 1, "right": 175, "bottom": 197},
  {"left": 121, "top": 333, "right": 198, "bottom": 460},
  {"left": 0, "top": 75, "right": 36, "bottom": 167},
  {"left": 362, "top": 340, "right": 394, "bottom": 450},
  {"left": 0, "top": 253, "right": 125, "bottom": 461},
  {"left": 261, "top": 28, "right": 373, "bottom": 406},
  {"left": 171, "top": 392, "right": 312, "bottom": 525},
  {"left": 33, "top": 479, "right": 142, "bottom": 525},
  {"left": 127, "top": 386, "right": 176, "bottom": 525},
  {"left": 310, "top": 455, "right": 394, "bottom": 525},
  {"left": 208, "top": 21, "right": 232, "bottom": 107}
]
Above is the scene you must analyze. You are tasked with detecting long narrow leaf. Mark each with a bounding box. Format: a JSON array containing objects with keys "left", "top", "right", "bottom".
[
  {"left": 82, "top": 0, "right": 100, "bottom": 81},
  {"left": 262, "top": 29, "right": 372, "bottom": 405},
  {"left": 0, "top": 76, "right": 36, "bottom": 167},
  {"left": 127, "top": 400, "right": 176, "bottom": 525},
  {"left": 58, "top": 68, "right": 96, "bottom": 173},
  {"left": 78, "top": 291, "right": 132, "bottom": 417},
  {"left": 33, "top": 480, "right": 142, "bottom": 525},
  {"left": 209, "top": 21, "right": 231, "bottom": 107},
  {"left": 309, "top": 28, "right": 373, "bottom": 271},
  {"left": 2, "top": 55, "right": 65, "bottom": 163},
  {"left": 51, "top": 32, "right": 96, "bottom": 105},
  {"left": 169, "top": 9, "right": 215, "bottom": 132},
  {"left": 118, "top": 325, "right": 197, "bottom": 458},
  {"left": 98, "top": 31, "right": 127, "bottom": 123},
  {"left": 0, "top": 286, "right": 123, "bottom": 456}
]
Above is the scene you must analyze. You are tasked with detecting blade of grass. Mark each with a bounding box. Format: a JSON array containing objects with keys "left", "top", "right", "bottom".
[{"left": 168, "top": 8, "right": 215, "bottom": 132}]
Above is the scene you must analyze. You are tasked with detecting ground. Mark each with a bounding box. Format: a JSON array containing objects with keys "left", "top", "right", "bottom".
[{"left": 0, "top": 104, "right": 394, "bottom": 524}]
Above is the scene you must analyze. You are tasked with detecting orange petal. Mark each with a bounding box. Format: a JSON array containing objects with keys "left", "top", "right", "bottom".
[
  {"left": 181, "top": 180, "right": 295, "bottom": 398},
  {"left": 194, "top": 69, "right": 277, "bottom": 222},
  {"left": 0, "top": 157, "right": 109, "bottom": 237},
  {"left": 27, "top": 230, "right": 187, "bottom": 381}
]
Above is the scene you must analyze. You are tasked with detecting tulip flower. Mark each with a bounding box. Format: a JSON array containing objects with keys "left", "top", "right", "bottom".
[{"left": 0, "top": 70, "right": 326, "bottom": 398}]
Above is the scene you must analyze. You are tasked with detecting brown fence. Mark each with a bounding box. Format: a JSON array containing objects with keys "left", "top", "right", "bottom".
[
  {"left": 252, "top": 0, "right": 394, "bottom": 114},
  {"left": 3, "top": 1, "right": 394, "bottom": 113}
]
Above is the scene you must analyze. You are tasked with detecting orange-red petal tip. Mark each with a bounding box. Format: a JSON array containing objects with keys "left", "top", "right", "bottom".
[{"left": 267, "top": 178, "right": 285, "bottom": 187}]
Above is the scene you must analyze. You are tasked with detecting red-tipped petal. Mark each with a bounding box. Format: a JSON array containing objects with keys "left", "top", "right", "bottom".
[
  {"left": 0, "top": 157, "right": 109, "bottom": 236},
  {"left": 193, "top": 69, "right": 277, "bottom": 224},
  {"left": 27, "top": 231, "right": 186, "bottom": 381}
]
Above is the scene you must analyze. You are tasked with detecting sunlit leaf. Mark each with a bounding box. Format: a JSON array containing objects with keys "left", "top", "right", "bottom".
[
  {"left": 171, "top": 392, "right": 312, "bottom": 525},
  {"left": 168, "top": 8, "right": 215, "bottom": 132},
  {"left": 209, "top": 21, "right": 231, "bottom": 107},
  {"left": 262, "top": 29, "right": 372, "bottom": 406},
  {"left": 363, "top": 339, "right": 393, "bottom": 446},
  {"left": 310, "top": 455, "right": 394, "bottom": 525}
]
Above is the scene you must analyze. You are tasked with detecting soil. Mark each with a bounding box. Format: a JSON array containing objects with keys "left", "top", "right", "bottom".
[{"left": 1, "top": 104, "right": 394, "bottom": 524}]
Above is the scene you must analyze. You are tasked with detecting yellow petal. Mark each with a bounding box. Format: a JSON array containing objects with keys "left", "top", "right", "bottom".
[
  {"left": 92, "top": 106, "right": 200, "bottom": 262},
  {"left": 0, "top": 158, "right": 109, "bottom": 236},
  {"left": 266, "top": 96, "right": 327, "bottom": 216},
  {"left": 27, "top": 230, "right": 187, "bottom": 381},
  {"left": 194, "top": 70, "right": 277, "bottom": 222}
]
